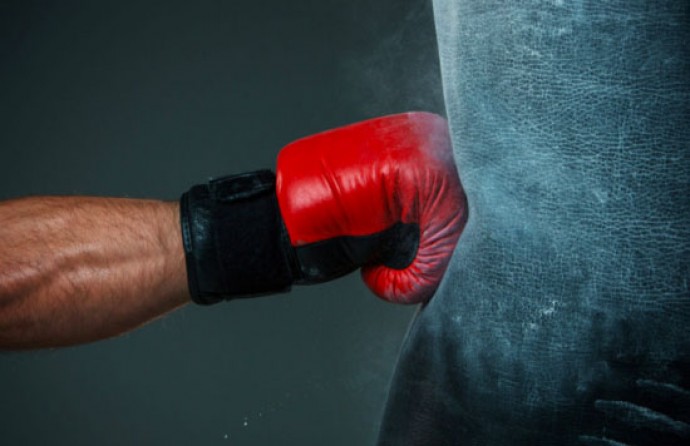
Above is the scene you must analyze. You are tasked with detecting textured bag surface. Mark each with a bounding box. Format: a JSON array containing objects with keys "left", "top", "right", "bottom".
[{"left": 378, "top": 1, "right": 690, "bottom": 444}]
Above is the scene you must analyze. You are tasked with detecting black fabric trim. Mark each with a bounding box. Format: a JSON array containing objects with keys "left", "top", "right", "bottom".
[{"left": 294, "top": 222, "right": 420, "bottom": 284}]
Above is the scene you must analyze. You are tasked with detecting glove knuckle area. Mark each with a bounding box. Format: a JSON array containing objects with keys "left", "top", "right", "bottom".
[{"left": 276, "top": 112, "right": 469, "bottom": 304}]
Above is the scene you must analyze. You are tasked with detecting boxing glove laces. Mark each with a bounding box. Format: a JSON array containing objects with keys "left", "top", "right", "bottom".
[{"left": 180, "top": 112, "right": 468, "bottom": 305}]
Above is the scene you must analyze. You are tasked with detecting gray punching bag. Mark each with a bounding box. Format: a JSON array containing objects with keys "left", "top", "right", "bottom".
[{"left": 378, "top": 1, "right": 690, "bottom": 445}]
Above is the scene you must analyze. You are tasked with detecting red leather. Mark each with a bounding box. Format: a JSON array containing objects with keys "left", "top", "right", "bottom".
[{"left": 276, "top": 112, "right": 467, "bottom": 304}]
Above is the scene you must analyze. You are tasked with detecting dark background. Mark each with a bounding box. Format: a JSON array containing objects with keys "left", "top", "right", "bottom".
[{"left": 0, "top": 0, "right": 443, "bottom": 444}]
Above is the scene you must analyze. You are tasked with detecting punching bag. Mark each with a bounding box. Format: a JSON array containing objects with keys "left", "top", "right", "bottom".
[{"left": 378, "top": 1, "right": 690, "bottom": 445}]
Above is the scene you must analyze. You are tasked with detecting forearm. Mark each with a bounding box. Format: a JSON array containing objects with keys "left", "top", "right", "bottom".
[{"left": 0, "top": 196, "right": 190, "bottom": 349}]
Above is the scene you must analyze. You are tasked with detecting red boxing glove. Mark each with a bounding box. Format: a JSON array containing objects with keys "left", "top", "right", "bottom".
[
  {"left": 277, "top": 112, "right": 467, "bottom": 304},
  {"left": 181, "top": 112, "right": 467, "bottom": 305}
]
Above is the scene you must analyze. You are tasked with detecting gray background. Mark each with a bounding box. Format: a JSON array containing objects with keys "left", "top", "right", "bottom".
[{"left": 0, "top": 1, "right": 443, "bottom": 444}]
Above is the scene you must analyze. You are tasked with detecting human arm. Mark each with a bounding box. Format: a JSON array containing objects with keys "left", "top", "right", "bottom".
[{"left": 0, "top": 196, "right": 189, "bottom": 349}]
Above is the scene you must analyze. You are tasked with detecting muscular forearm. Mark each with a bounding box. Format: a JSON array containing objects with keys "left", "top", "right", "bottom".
[{"left": 0, "top": 196, "right": 190, "bottom": 349}]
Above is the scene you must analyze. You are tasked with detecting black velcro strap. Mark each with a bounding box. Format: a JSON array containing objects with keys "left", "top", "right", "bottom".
[{"left": 180, "top": 170, "right": 298, "bottom": 305}]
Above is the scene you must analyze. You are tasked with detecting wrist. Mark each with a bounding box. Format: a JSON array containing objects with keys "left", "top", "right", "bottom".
[{"left": 179, "top": 171, "right": 299, "bottom": 305}]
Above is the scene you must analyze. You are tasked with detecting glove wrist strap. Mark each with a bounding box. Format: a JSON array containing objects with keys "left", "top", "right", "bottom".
[{"left": 180, "top": 170, "right": 298, "bottom": 305}]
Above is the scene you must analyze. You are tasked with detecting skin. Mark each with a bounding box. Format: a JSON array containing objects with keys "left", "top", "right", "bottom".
[{"left": 0, "top": 196, "right": 190, "bottom": 350}]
